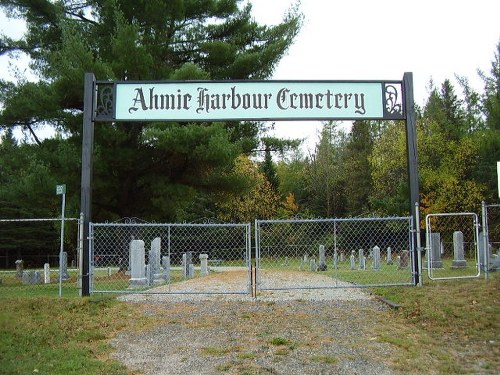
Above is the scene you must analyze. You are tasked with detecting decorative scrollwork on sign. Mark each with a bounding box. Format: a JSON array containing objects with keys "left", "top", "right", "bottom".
[
  {"left": 383, "top": 83, "right": 404, "bottom": 119},
  {"left": 96, "top": 85, "right": 114, "bottom": 120}
]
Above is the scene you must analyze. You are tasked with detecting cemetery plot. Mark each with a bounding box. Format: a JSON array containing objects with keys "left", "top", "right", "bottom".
[
  {"left": 90, "top": 222, "right": 251, "bottom": 294},
  {"left": 255, "top": 217, "right": 415, "bottom": 290},
  {"left": 425, "top": 213, "right": 482, "bottom": 280},
  {"left": 0, "top": 218, "right": 81, "bottom": 297}
]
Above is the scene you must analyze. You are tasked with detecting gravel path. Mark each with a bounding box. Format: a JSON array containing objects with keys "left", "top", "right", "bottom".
[{"left": 111, "top": 271, "right": 401, "bottom": 375}]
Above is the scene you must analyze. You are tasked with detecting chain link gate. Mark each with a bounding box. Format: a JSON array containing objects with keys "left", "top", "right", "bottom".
[
  {"left": 425, "top": 213, "right": 481, "bottom": 280},
  {"left": 482, "top": 202, "right": 500, "bottom": 273},
  {"left": 255, "top": 217, "right": 416, "bottom": 291},
  {"left": 89, "top": 221, "right": 252, "bottom": 295}
]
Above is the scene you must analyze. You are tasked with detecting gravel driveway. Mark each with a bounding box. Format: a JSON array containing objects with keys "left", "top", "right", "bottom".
[{"left": 111, "top": 271, "right": 401, "bottom": 375}]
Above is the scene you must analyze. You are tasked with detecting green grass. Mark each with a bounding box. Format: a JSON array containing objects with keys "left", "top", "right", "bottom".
[{"left": 0, "top": 297, "right": 135, "bottom": 375}]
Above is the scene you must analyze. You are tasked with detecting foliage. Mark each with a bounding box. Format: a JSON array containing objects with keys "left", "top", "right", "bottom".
[{"left": 0, "top": 0, "right": 302, "bottom": 223}]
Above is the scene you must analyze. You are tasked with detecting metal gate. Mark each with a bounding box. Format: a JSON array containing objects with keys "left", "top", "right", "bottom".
[
  {"left": 255, "top": 217, "right": 416, "bottom": 291},
  {"left": 482, "top": 202, "right": 500, "bottom": 273},
  {"left": 89, "top": 221, "right": 252, "bottom": 295},
  {"left": 425, "top": 213, "right": 481, "bottom": 280}
]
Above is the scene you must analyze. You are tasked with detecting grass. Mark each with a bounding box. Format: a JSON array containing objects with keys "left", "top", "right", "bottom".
[
  {"left": 1, "top": 273, "right": 498, "bottom": 374},
  {"left": 373, "top": 273, "right": 500, "bottom": 374},
  {"left": 0, "top": 296, "right": 140, "bottom": 375}
]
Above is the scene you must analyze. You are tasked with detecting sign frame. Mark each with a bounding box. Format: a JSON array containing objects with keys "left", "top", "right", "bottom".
[{"left": 80, "top": 73, "right": 420, "bottom": 295}]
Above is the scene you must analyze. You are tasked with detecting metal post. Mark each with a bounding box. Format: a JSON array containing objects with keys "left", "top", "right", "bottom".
[
  {"left": 80, "top": 73, "right": 96, "bottom": 296},
  {"left": 58, "top": 190, "right": 66, "bottom": 297},
  {"left": 481, "top": 201, "right": 489, "bottom": 279},
  {"left": 415, "top": 202, "right": 423, "bottom": 286},
  {"left": 403, "top": 72, "right": 420, "bottom": 286}
]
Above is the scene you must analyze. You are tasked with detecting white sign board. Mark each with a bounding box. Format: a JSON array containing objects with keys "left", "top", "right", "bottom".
[{"left": 114, "top": 81, "right": 394, "bottom": 121}]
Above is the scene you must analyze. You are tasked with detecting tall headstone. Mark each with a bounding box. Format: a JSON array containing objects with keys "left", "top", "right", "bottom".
[
  {"left": 478, "top": 231, "right": 490, "bottom": 271},
  {"left": 60, "top": 251, "right": 70, "bottom": 281},
  {"left": 200, "top": 254, "right": 209, "bottom": 276},
  {"left": 358, "top": 249, "right": 366, "bottom": 270},
  {"left": 372, "top": 246, "right": 381, "bottom": 270},
  {"left": 150, "top": 237, "right": 164, "bottom": 285},
  {"left": 128, "top": 240, "right": 147, "bottom": 288},
  {"left": 15, "top": 260, "right": 23, "bottom": 278},
  {"left": 451, "top": 231, "right": 467, "bottom": 268},
  {"left": 44, "top": 263, "right": 50, "bottom": 284},
  {"left": 350, "top": 251, "right": 356, "bottom": 270},
  {"left": 162, "top": 255, "right": 171, "bottom": 282},
  {"left": 429, "top": 233, "right": 443, "bottom": 268},
  {"left": 333, "top": 249, "right": 338, "bottom": 270},
  {"left": 183, "top": 252, "right": 194, "bottom": 279},
  {"left": 318, "top": 245, "right": 327, "bottom": 271},
  {"left": 386, "top": 247, "right": 393, "bottom": 265},
  {"left": 150, "top": 238, "right": 161, "bottom": 276}
]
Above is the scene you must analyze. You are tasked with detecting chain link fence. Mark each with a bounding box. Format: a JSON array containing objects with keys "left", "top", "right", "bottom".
[
  {"left": 482, "top": 202, "right": 500, "bottom": 273},
  {"left": 425, "top": 213, "right": 481, "bottom": 280},
  {"left": 90, "top": 221, "right": 251, "bottom": 294},
  {"left": 255, "top": 217, "right": 415, "bottom": 290},
  {"left": 0, "top": 217, "right": 82, "bottom": 297}
]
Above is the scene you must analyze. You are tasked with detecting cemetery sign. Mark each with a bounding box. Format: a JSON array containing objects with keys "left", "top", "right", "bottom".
[{"left": 98, "top": 80, "right": 406, "bottom": 122}]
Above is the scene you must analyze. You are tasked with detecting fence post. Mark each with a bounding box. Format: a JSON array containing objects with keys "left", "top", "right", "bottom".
[
  {"left": 415, "top": 202, "right": 423, "bottom": 286},
  {"left": 481, "top": 201, "right": 489, "bottom": 280},
  {"left": 78, "top": 212, "right": 84, "bottom": 296}
]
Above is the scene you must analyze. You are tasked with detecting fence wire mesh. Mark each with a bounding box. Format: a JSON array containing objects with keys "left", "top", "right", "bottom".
[
  {"left": 255, "top": 217, "right": 414, "bottom": 289},
  {"left": 425, "top": 213, "right": 480, "bottom": 280},
  {"left": 90, "top": 222, "right": 251, "bottom": 294},
  {"left": 483, "top": 203, "right": 500, "bottom": 272},
  {"left": 0, "top": 218, "right": 81, "bottom": 297}
]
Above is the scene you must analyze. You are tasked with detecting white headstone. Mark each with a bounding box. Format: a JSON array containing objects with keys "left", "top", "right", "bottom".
[
  {"left": 44, "top": 263, "right": 50, "bottom": 284},
  {"left": 162, "top": 255, "right": 171, "bottom": 282},
  {"left": 350, "top": 251, "right": 356, "bottom": 270},
  {"left": 15, "top": 260, "right": 23, "bottom": 278},
  {"left": 128, "top": 240, "right": 147, "bottom": 288},
  {"left": 358, "top": 249, "right": 365, "bottom": 270},
  {"left": 200, "top": 254, "right": 209, "bottom": 276}
]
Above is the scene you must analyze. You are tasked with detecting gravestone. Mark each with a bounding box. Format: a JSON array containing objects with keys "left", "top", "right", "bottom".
[
  {"left": 200, "top": 254, "right": 209, "bottom": 276},
  {"left": 128, "top": 240, "right": 147, "bottom": 288},
  {"left": 350, "top": 251, "right": 356, "bottom": 270},
  {"left": 333, "top": 249, "right": 338, "bottom": 269},
  {"left": 146, "top": 264, "right": 153, "bottom": 286},
  {"left": 44, "top": 263, "right": 50, "bottom": 284},
  {"left": 162, "top": 255, "right": 171, "bottom": 282},
  {"left": 310, "top": 258, "right": 317, "bottom": 272},
  {"left": 428, "top": 233, "right": 443, "bottom": 268},
  {"left": 318, "top": 245, "right": 327, "bottom": 271},
  {"left": 478, "top": 231, "right": 491, "bottom": 271},
  {"left": 15, "top": 260, "right": 23, "bottom": 278},
  {"left": 372, "top": 246, "right": 381, "bottom": 270},
  {"left": 358, "top": 249, "right": 366, "bottom": 270},
  {"left": 60, "top": 251, "right": 70, "bottom": 281},
  {"left": 22, "top": 270, "right": 41, "bottom": 285},
  {"left": 451, "top": 231, "right": 467, "bottom": 268},
  {"left": 386, "top": 247, "right": 393, "bottom": 265},
  {"left": 150, "top": 237, "right": 164, "bottom": 285},
  {"left": 398, "top": 250, "right": 410, "bottom": 269},
  {"left": 339, "top": 252, "right": 344, "bottom": 263},
  {"left": 183, "top": 252, "right": 194, "bottom": 279}
]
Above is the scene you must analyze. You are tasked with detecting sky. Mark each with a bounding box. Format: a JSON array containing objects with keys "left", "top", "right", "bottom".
[{"left": 1, "top": 0, "right": 499, "bottom": 152}]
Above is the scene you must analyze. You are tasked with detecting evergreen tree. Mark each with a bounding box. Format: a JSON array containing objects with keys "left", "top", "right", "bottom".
[{"left": 0, "top": 0, "right": 302, "bottom": 221}]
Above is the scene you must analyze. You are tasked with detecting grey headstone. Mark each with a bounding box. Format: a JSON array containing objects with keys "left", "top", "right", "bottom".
[
  {"left": 162, "top": 255, "right": 171, "bottom": 282},
  {"left": 310, "top": 258, "right": 317, "bottom": 272},
  {"left": 318, "top": 245, "right": 327, "bottom": 271},
  {"left": 15, "top": 260, "right": 23, "bottom": 278},
  {"left": 358, "top": 249, "right": 365, "bottom": 270},
  {"left": 398, "top": 250, "right": 410, "bottom": 269},
  {"left": 372, "top": 246, "right": 381, "bottom": 270},
  {"left": 60, "top": 251, "right": 70, "bottom": 281},
  {"left": 386, "top": 247, "right": 393, "bottom": 265},
  {"left": 428, "top": 233, "right": 443, "bottom": 268},
  {"left": 350, "top": 251, "right": 356, "bottom": 270},
  {"left": 451, "top": 231, "right": 467, "bottom": 268}
]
